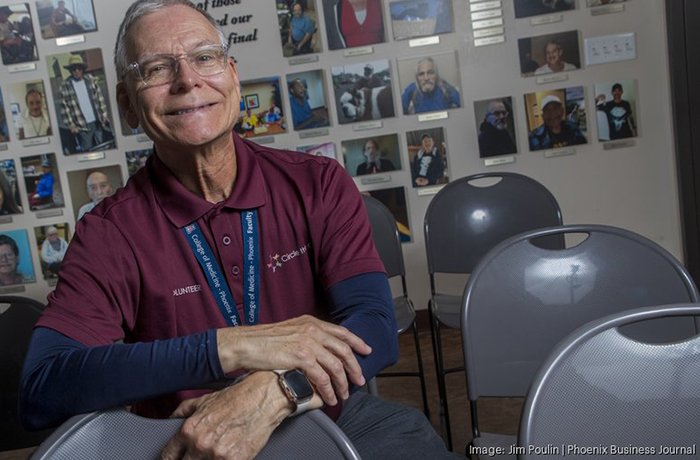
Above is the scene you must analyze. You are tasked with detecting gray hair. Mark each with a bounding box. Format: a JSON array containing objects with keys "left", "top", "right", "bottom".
[{"left": 114, "top": 0, "right": 226, "bottom": 79}]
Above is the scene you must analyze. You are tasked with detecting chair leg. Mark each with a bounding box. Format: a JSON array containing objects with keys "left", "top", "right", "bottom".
[
  {"left": 428, "top": 304, "right": 452, "bottom": 450},
  {"left": 411, "top": 321, "right": 430, "bottom": 418},
  {"left": 367, "top": 377, "right": 379, "bottom": 396}
]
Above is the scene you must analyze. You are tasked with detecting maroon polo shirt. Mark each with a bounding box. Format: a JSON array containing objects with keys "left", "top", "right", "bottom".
[{"left": 37, "top": 134, "right": 384, "bottom": 415}]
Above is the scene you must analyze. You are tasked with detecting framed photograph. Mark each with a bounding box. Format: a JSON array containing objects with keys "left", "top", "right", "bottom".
[
  {"left": 237, "top": 76, "right": 286, "bottom": 138},
  {"left": 363, "top": 186, "right": 411, "bottom": 242},
  {"left": 276, "top": 0, "right": 322, "bottom": 57},
  {"left": 46, "top": 48, "right": 116, "bottom": 154},
  {"left": 0, "top": 89, "right": 10, "bottom": 142},
  {"left": 323, "top": 0, "right": 385, "bottom": 50},
  {"left": 34, "top": 222, "right": 70, "bottom": 280},
  {"left": 405, "top": 127, "right": 449, "bottom": 188},
  {"left": 0, "top": 159, "right": 23, "bottom": 215},
  {"left": 342, "top": 133, "right": 401, "bottom": 177},
  {"left": 296, "top": 141, "right": 336, "bottom": 160},
  {"left": 397, "top": 51, "right": 462, "bottom": 115},
  {"left": 0, "top": 228, "right": 36, "bottom": 286},
  {"left": 125, "top": 148, "right": 153, "bottom": 177},
  {"left": 21, "top": 153, "right": 64, "bottom": 211},
  {"left": 6, "top": 79, "right": 52, "bottom": 140},
  {"left": 473, "top": 97, "right": 518, "bottom": 158},
  {"left": 245, "top": 94, "right": 259, "bottom": 110},
  {"left": 524, "top": 86, "right": 587, "bottom": 151},
  {"left": 66, "top": 164, "right": 121, "bottom": 221},
  {"left": 36, "top": 0, "right": 98, "bottom": 39},
  {"left": 514, "top": 0, "right": 575, "bottom": 19},
  {"left": 0, "top": 3, "right": 38, "bottom": 65},
  {"left": 518, "top": 30, "right": 581, "bottom": 77},
  {"left": 331, "top": 59, "right": 394, "bottom": 124},
  {"left": 389, "top": 0, "right": 453, "bottom": 41},
  {"left": 286, "top": 69, "right": 330, "bottom": 131},
  {"left": 593, "top": 79, "right": 638, "bottom": 141}
]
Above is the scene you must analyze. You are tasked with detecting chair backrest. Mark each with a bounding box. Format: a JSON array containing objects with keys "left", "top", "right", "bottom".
[
  {"left": 31, "top": 408, "right": 360, "bottom": 460},
  {"left": 462, "top": 224, "right": 700, "bottom": 401},
  {"left": 0, "top": 295, "right": 53, "bottom": 450},
  {"left": 363, "top": 194, "right": 404, "bottom": 278},
  {"left": 424, "top": 172, "right": 562, "bottom": 276},
  {"left": 519, "top": 303, "right": 700, "bottom": 459}
]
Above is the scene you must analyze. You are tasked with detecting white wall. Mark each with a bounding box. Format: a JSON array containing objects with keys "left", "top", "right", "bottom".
[{"left": 0, "top": 1, "right": 681, "bottom": 310}]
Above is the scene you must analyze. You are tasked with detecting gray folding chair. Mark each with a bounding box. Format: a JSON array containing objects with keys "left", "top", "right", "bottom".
[
  {"left": 462, "top": 224, "right": 699, "bottom": 458},
  {"left": 362, "top": 195, "right": 429, "bottom": 416},
  {"left": 424, "top": 172, "right": 563, "bottom": 448},
  {"left": 519, "top": 303, "right": 700, "bottom": 460},
  {"left": 31, "top": 407, "right": 360, "bottom": 460},
  {"left": 0, "top": 296, "right": 53, "bottom": 451}
]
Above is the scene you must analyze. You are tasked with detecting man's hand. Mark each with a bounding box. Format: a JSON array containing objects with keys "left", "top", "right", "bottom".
[
  {"left": 161, "top": 371, "right": 322, "bottom": 460},
  {"left": 216, "top": 315, "right": 371, "bottom": 406}
]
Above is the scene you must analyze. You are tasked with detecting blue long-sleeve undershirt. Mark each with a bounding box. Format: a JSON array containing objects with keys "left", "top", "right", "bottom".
[{"left": 20, "top": 272, "right": 398, "bottom": 430}]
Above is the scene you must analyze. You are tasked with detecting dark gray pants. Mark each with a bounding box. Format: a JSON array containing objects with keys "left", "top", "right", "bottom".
[{"left": 337, "top": 392, "right": 463, "bottom": 459}]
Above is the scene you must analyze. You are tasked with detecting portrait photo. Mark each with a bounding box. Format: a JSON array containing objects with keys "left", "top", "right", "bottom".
[
  {"left": 47, "top": 48, "right": 116, "bottom": 155},
  {"left": 389, "top": 0, "right": 453, "bottom": 41},
  {"left": 323, "top": 0, "right": 385, "bottom": 50},
  {"left": 286, "top": 69, "right": 330, "bottom": 131},
  {"left": 473, "top": 96, "right": 518, "bottom": 158},
  {"left": 0, "top": 228, "right": 35, "bottom": 286},
  {"left": 21, "top": 153, "right": 64, "bottom": 211},
  {"left": 514, "top": 0, "right": 575, "bottom": 18},
  {"left": 0, "top": 3, "right": 38, "bottom": 65},
  {"left": 524, "top": 85, "right": 587, "bottom": 151},
  {"left": 397, "top": 51, "right": 462, "bottom": 115},
  {"left": 518, "top": 30, "right": 581, "bottom": 77},
  {"left": 0, "top": 89, "right": 10, "bottom": 142},
  {"left": 405, "top": 127, "right": 449, "bottom": 188},
  {"left": 67, "top": 164, "right": 121, "bottom": 221},
  {"left": 36, "top": 0, "right": 97, "bottom": 39},
  {"left": 276, "top": 0, "right": 322, "bottom": 57},
  {"left": 6, "top": 79, "right": 52, "bottom": 140},
  {"left": 34, "top": 222, "right": 70, "bottom": 280},
  {"left": 594, "top": 79, "right": 638, "bottom": 142},
  {"left": 342, "top": 132, "right": 401, "bottom": 177},
  {"left": 0, "top": 159, "right": 23, "bottom": 215},
  {"left": 236, "top": 76, "right": 287, "bottom": 138},
  {"left": 125, "top": 148, "right": 153, "bottom": 177},
  {"left": 296, "top": 141, "right": 337, "bottom": 160},
  {"left": 331, "top": 59, "right": 395, "bottom": 124},
  {"left": 363, "top": 186, "right": 411, "bottom": 242}
]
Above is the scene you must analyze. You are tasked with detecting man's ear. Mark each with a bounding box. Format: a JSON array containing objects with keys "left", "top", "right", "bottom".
[{"left": 116, "top": 81, "right": 139, "bottom": 129}]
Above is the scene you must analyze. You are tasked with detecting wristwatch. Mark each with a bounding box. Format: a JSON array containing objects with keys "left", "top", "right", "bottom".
[{"left": 274, "top": 369, "right": 314, "bottom": 416}]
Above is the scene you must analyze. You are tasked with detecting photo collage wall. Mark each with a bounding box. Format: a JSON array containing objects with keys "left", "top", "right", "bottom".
[{"left": 0, "top": 0, "right": 639, "bottom": 292}]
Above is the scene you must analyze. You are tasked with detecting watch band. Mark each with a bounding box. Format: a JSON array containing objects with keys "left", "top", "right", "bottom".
[{"left": 274, "top": 369, "right": 314, "bottom": 417}]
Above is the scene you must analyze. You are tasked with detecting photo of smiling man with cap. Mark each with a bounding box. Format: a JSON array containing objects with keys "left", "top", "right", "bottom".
[{"left": 527, "top": 91, "right": 587, "bottom": 151}]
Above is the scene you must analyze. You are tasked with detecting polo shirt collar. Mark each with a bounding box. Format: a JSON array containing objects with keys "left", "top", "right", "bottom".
[{"left": 150, "top": 133, "right": 267, "bottom": 228}]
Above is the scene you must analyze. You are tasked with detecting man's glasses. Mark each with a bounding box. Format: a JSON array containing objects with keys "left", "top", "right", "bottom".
[
  {"left": 127, "top": 44, "right": 229, "bottom": 87},
  {"left": 491, "top": 110, "right": 508, "bottom": 117}
]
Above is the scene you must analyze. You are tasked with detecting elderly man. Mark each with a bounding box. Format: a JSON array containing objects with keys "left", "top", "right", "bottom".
[
  {"left": 20, "top": 1, "right": 457, "bottom": 459},
  {"left": 528, "top": 94, "right": 587, "bottom": 151},
  {"left": 477, "top": 100, "right": 517, "bottom": 157},
  {"left": 40, "top": 226, "right": 68, "bottom": 276},
  {"left": 58, "top": 54, "right": 111, "bottom": 152},
  {"left": 20, "top": 88, "right": 51, "bottom": 139},
  {"left": 76, "top": 170, "right": 115, "bottom": 219},
  {"left": 534, "top": 40, "right": 577, "bottom": 75},
  {"left": 401, "top": 56, "right": 461, "bottom": 115}
]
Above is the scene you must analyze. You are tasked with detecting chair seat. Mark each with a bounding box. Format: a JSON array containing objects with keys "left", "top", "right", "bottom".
[
  {"left": 431, "top": 293, "right": 461, "bottom": 329},
  {"left": 393, "top": 296, "right": 416, "bottom": 334}
]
